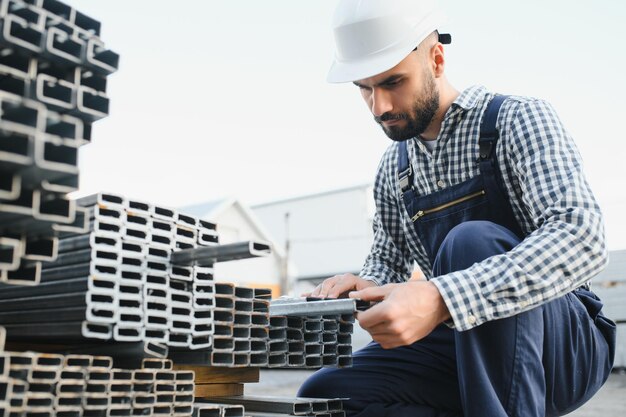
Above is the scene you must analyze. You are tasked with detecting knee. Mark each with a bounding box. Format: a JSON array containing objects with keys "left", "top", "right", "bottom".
[
  {"left": 433, "top": 221, "right": 521, "bottom": 274},
  {"left": 445, "top": 221, "right": 517, "bottom": 248},
  {"left": 297, "top": 368, "right": 342, "bottom": 398}
]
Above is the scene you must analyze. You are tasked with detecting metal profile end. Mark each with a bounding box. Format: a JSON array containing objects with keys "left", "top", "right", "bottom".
[
  {"left": 81, "top": 321, "right": 112, "bottom": 340},
  {"left": 0, "top": 237, "right": 22, "bottom": 270},
  {"left": 53, "top": 205, "right": 89, "bottom": 234},
  {"left": 3, "top": 260, "right": 41, "bottom": 285},
  {"left": 23, "top": 236, "right": 58, "bottom": 261}
]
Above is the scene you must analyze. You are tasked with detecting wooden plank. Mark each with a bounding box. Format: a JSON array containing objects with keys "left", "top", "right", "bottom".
[
  {"left": 173, "top": 365, "right": 259, "bottom": 384},
  {"left": 195, "top": 383, "right": 244, "bottom": 398}
]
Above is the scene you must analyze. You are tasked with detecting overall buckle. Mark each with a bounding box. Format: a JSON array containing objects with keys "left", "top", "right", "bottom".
[
  {"left": 479, "top": 135, "right": 498, "bottom": 160},
  {"left": 398, "top": 166, "right": 412, "bottom": 191}
]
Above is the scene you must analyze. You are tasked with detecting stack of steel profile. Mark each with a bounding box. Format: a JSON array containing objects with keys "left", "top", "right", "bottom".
[
  {"left": 1, "top": 190, "right": 282, "bottom": 369},
  {"left": 0, "top": 191, "right": 221, "bottom": 347},
  {"left": 180, "top": 283, "right": 270, "bottom": 368},
  {"left": 167, "top": 242, "right": 273, "bottom": 368},
  {"left": 267, "top": 315, "right": 288, "bottom": 368},
  {"left": 279, "top": 315, "right": 352, "bottom": 369},
  {"left": 0, "top": 350, "right": 194, "bottom": 417},
  {"left": 335, "top": 314, "right": 354, "bottom": 368},
  {"left": 285, "top": 316, "right": 305, "bottom": 368},
  {"left": 198, "top": 396, "right": 346, "bottom": 417},
  {"left": 139, "top": 358, "right": 195, "bottom": 417},
  {"left": 0, "top": 0, "right": 119, "bottom": 286},
  {"left": 267, "top": 298, "right": 358, "bottom": 369}
]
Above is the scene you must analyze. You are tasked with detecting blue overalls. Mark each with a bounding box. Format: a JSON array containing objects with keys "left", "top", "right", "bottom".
[{"left": 298, "top": 96, "right": 616, "bottom": 417}]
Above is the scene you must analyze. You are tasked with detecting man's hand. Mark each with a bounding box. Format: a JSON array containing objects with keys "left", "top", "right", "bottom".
[
  {"left": 350, "top": 281, "right": 451, "bottom": 349},
  {"left": 304, "top": 273, "right": 377, "bottom": 299}
]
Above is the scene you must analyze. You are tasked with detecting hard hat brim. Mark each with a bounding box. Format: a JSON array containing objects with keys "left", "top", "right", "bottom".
[{"left": 327, "top": 43, "right": 418, "bottom": 83}]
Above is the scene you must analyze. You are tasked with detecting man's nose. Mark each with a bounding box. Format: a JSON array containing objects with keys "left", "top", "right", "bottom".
[{"left": 371, "top": 89, "right": 393, "bottom": 117}]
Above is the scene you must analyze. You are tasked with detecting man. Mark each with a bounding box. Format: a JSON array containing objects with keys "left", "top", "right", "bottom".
[{"left": 297, "top": 1, "right": 616, "bottom": 416}]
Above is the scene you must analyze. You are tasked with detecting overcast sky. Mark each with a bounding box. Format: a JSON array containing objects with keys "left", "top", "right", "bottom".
[{"left": 68, "top": 0, "right": 626, "bottom": 250}]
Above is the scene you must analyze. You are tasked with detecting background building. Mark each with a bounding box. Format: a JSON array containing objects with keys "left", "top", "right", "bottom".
[
  {"left": 182, "top": 198, "right": 286, "bottom": 297},
  {"left": 252, "top": 184, "right": 376, "bottom": 295}
]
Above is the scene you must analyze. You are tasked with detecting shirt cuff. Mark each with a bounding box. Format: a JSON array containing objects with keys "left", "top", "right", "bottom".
[
  {"left": 430, "top": 270, "right": 492, "bottom": 331},
  {"left": 359, "top": 274, "right": 384, "bottom": 287}
]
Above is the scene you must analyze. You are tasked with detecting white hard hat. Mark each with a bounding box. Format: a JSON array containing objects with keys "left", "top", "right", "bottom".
[{"left": 327, "top": 0, "right": 449, "bottom": 83}]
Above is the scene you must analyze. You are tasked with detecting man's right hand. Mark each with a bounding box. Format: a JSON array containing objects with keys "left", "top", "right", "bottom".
[{"left": 303, "top": 273, "right": 377, "bottom": 299}]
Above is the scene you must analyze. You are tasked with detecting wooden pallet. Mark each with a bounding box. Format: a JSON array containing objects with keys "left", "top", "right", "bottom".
[{"left": 173, "top": 365, "right": 260, "bottom": 398}]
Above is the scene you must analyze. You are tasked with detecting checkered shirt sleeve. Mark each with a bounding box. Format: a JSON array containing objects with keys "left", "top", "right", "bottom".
[{"left": 360, "top": 149, "right": 413, "bottom": 286}]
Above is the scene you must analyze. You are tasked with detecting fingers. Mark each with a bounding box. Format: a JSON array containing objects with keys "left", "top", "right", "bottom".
[
  {"left": 357, "top": 304, "right": 420, "bottom": 349},
  {"left": 355, "top": 279, "right": 378, "bottom": 291},
  {"left": 349, "top": 284, "right": 395, "bottom": 302},
  {"left": 309, "top": 274, "right": 359, "bottom": 299},
  {"left": 309, "top": 276, "right": 337, "bottom": 298},
  {"left": 355, "top": 302, "right": 389, "bottom": 329}
]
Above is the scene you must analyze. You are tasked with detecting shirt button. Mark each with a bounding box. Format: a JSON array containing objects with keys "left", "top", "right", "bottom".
[
  {"left": 467, "top": 315, "right": 477, "bottom": 325},
  {"left": 437, "top": 179, "right": 446, "bottom": 188}
]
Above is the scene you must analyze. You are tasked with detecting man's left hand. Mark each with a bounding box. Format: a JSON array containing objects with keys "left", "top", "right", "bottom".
[{"left": 350, "top": 281, "right": 451, "bottom": 349}]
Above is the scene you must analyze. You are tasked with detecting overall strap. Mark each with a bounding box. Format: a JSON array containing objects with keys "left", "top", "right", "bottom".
[
  {"left": 397, "top": 141, "right": 417, "bottom": 211},
  {"left": 478, "top": 94, "right": 525, "bottom": 239},
  {"left": 479, "top": 94, "right": 509, "bottom": 165}
]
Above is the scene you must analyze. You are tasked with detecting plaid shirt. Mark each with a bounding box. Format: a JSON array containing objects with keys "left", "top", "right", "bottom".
[{"left": 360, "top": 85, "right": 607, "bottom": 331}]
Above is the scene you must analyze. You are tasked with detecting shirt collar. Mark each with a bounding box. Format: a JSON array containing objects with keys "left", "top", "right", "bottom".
[
  {"left": 453, "top": 85, "right": 488, "bottom": 109},
  {"left": 410, "top": 85, "right": 488, "bottom": 155}
]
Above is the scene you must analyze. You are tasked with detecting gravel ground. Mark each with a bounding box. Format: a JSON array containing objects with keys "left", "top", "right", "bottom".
[{"left": 246, "top": 369, "right": 626, "bottom": 416}]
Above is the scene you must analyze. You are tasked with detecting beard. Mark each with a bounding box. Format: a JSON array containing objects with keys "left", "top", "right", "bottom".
[{"left": 375, "top": 72, "right": 439, "bottom": 142}]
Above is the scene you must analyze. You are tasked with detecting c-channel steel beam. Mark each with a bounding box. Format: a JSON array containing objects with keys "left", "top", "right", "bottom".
[
  {"left": 192, "top": 404, "right": 221, "bottom": 417},
  {"left": 0, "top": 236, "right": 22, "bottom": 270},
  {"left": 0, "top": 305, "right": 110, "bottom": 325},
  {"left": 54, "top": 205, "right": 89, "bottom": 235},
  {"left": 0, "top": 275, "right": 116, "bottom": 299},
  {"left": 57, "top": 232, "right": 120, "bottom": 254},
  {"left": 0, "top": 190, "right": 75, "bottom": 233},
  {"left": 85, "top": 37, "right": 119, "bottom": 75},
  {"left": 44, "top": 110, "right": 86, "bottom": 146},
  {"left": 40, "top": 261, "right": 119, "bottom": 283},
  {"left": 197, "top": 396, "right": 314, "bottom": 416},
  {"left": 41, "top": 246, "right": 116, "bottom": 268},
  {"left": 77, "top": 192, "right": 126, "bottom": 210},
  {"left": 0, "top": 13, "right": 45, "bottom": 55},
  {"left": 43, "top": 25, "right": 86, "bottom": 66},
  {"left": 2, "top": 320, "right": 111, "bottom": 341},
  {"left": 20, "top": 236, "right": 57, "bottom": 261},
  {"left": 0, "top": 46, "right": 31, "bottom": 79},
  {"left": 35, "top": 341, "right": 167, "bottom": 369},
  {"left": 171, "top": 241, "right": 271, "bottom": 266},
  {"left": 34, "top": 72, "right": 76, "bottom": 111},
  {"left": 0, "top": 172, "right": 20, "bottom": 200},
  {"left": 1, "top": 259, "right": 41, "bottom": 285}
]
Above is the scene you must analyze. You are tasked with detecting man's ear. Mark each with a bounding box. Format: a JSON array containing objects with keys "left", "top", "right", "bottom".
[{"left": 431, "top": 43, "right": 445, "bottom": 78}]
